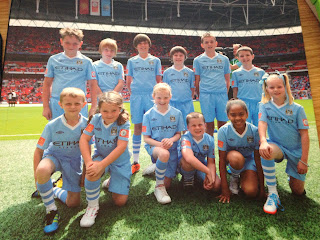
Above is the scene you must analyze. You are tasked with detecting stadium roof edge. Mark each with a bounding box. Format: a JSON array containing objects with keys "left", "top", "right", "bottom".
[{"left": 9, "top": 19, "right": 302, "bottom": 37}]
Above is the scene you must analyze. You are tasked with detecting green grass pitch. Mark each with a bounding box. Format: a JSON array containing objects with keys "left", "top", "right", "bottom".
[{"left": 0, "top": 100, "right": 319, "bottom": 239}]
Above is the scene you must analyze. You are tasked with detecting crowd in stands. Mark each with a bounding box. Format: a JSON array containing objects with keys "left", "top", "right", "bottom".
[{"left": 6, "top": 27, "right": 305, "bottom": 58}]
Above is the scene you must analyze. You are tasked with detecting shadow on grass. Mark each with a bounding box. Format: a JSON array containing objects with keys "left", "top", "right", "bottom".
[{"left": 1, "top": 177, "right": 319, "bottom": 240}]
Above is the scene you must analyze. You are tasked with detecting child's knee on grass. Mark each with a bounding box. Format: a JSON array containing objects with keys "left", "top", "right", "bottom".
[
  {"left": 112, "top": 193, "right": 128, "bottom": 207},
  {"left": 66, "top": 192, "right": 81, "bottom": 207},
  {"left": 289, "top": 177, "right": 305, "bottom": 195},
  {"left": 227, "top": 150, "right": 245, "bottom": 170},
  {"left": 240, "top": 170, "right": 258, "bottom": 198}
]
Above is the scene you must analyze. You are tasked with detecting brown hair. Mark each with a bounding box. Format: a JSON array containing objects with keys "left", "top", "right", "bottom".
[
  {"left": 226, "top": 99, "right": 248, "bottom": 115},
  {"left": 133, "top": 34, "right": 151, "bottom": 48},
  {"left": 59, "top": 28, "right": 84, "bottom": 41},
  {"left": 97, "top": 91, "right": 129, "bottom": 125},
  {"left": 236, "top": 46, "right": 253, "bottom": 56},
  {"left": 169, "top": 46, "right": 187, "bottom": 60}
]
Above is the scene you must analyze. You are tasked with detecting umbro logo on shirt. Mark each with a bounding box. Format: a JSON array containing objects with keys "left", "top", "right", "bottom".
[
  {"left": 56, "top": 131, "right": 64, "bottom": 134},
  {"left": 228, "top": 138, "right": 235, "bottom": 141},
  {"left": 151, "top": 118, "right": 157, "bottom": 121},
  {"left": 95, "top": 128, "right": 102, "bottom": 131}
]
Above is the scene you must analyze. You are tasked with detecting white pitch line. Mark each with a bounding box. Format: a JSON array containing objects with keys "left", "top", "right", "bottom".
[{"left": 0, "top": 133, "right": 41, "bottom": 137}]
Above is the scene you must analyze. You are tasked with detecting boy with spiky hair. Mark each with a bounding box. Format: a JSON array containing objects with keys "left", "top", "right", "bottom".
[
  {"left": 42, "top": 27, "right": 98, "bottom": 121},
  {"left": 126, "top": 33, "right": 162, "bottom": 174}
]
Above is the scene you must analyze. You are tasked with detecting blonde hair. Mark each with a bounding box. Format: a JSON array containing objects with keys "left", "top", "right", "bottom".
[
  {"left": 261, "top": 73, "right": 294, "bottom": 105},
  {"left": 169, "top": 46, "right": 187, "bottom": 60},
  {"left": 201, "top": 32, "right": 216, "bottom": 43},
  {"left": 59, "top": 28, "right": 84, "bottom": 41},
  {"left": 99, "top": 38, "right": 118, "bottom": 54},
  {"left": 236, "top": 46, "right": 253, "bottom": 56},
  {"left": 133, "top": 34, "right": 151, "bottom": 48},
  {"left": 60, "top": 87, "right": 85, "bottom": 103},
  {"left": 152, "top": 83, "right": 172, "bottom": 97},
  {"left": 186, "top": 112, "right": 205, "bottom": 125},
  {"left": 97, "top": 91, "right": 129, "bottom": 125}
]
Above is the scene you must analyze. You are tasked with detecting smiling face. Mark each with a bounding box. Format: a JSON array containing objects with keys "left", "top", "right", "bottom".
[
  {"left": 59, "top": 95, "right": 85, "bottom": 117},
  {"left": 187, "top": 117, "right": 206, "bottom": 140},
  {"left": 136, "top": 40, "right": 150, "bottom": 56},
  {"left": 227, "top": 104, "right": 248, "bottom": 132},
  {"left": 266, "top": 76, "right": 286, "bottom": 104},
  {"left": 172, "top": 51, "right": 186, "bottom": 66},
  {"left": 99, "top": 102, "right": 121, "bottom": 125},
  {"left": 238, "top": 50, "right": 254, "bottom": 66},
  {"left": 60, "top": 35, "right": 83, "bottom": 57},
  {"left": 153, "top": 89, "right": 171, "bottom": 111},
  {"left": 201, "top": 36, "right": 217, "bottom": 53}
]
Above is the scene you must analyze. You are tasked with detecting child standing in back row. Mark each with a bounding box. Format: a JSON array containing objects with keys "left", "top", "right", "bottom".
[
  {"left": 93, "top": 38, "right": 125, "bottom": 94},
  {"left": 42, "top": 28, "right": 98, "bottom": 120},
  {"left": 259, "top": 73, "right": 309, "bottom": 214},
  {"left": 126, "top": 34, "right": 162, "bottom": 174},
  {"left": 193, "top": 32, "right": 231, "bottom": 136},
  {"left": 163, "top": 46, "right": 195, "bottom": 130},
  {"left": 231, "top": 46, "right": 266, "bottom": 126}
]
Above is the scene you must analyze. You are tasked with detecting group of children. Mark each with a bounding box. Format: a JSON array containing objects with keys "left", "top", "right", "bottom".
[{"left": 33, "top": 28, "right": 310, "bottom": 235}]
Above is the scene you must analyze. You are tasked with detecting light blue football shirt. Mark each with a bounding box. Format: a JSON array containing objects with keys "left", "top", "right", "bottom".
[
  {"left": 93, "top": 59, "right": 124, "bottom": 92},
  {"left": 163, "top": 66, "right": 195, "bottom": 102},
  {"left": 181, "top": 131, "right": 215, "bottom": 162},
  {"left": 217, "top": 122, "right": 260, "bottom": 158},
  {"left": 127, "top": 54, "right": 162, "bottom": 94},
  {"left": 193, "top": 52, "right": 231, "bottom": 93},
  {"left": 259, "top": 101, "right": 309, "bottom": 151},
  {"left": 37, "top": 114, "right": 88, "bottom": 161},
  {"left": 231, "top": 66, "right": 265, "bottom": 101},
  {"left": 83, "top": 114, "right": 131, "bottom": 164},
  {"left": 45, "top": 51, "right": 96, "bottom": 99},
  {"left": 142, "top": 105, "right": 184, "bottom": 149}
]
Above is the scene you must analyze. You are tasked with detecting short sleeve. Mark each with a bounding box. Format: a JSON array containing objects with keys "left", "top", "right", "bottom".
[
  {"left": 181, "top": 134, "right": 192, "bottom": 150},
  {"left": 37, "top": 124, "right": 52, "bottom": 150},
  {"left": 258, "top": 103, "right": 268, "bottom": 123},
  {"left": 118, "top": 121, "right": 131, "bottom": 141},
  {"left": 86, "top": 60, "right": 96, "bottom": 80},
  {"left": 45, "top": 57, "right": 54, "bottom": 78},
  {"left": 217, "top": 127, "right": 227, "bottom": 151},
  {"left": 297, "top": 106, "right": 309, "bottom": 130},
  {"left": 142, "top": 113, "right": 151, "bottom": 136},
  {"left": 155, "top": 58, "right": 162, "bottom": 76},
  {"left": 83, "top": 115, "right": 98, "bottom": 136}
]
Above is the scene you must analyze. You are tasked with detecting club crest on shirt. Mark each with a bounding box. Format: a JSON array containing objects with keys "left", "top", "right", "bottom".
[
  {"left": 247, "top": 136, "right": 254, "bottom": 143},
  {"left": 183, "top": 72, "right": 188, "bottom": 77},
  {"left": 285, "top": 109, "right": 293, "bottom": 116},
  {"left": 170, "top": 116, "right": 176, "bottom": 122},
  {"left": 254, "top": 72, "right": 259, "bottom": 77},
  {"left": 76, "top": 60, "right": 83, "bottom": 65},
  {"left": 149, "top": 61, "right": 154, "bottom": 65},
  {"left": 203, "top": 144, "right": 209, "bottom": 151},
  {"left": 217, "top": 59, "right": 222, "bottom": 64},
  {"left": 111, "top": 127, "right": 118, "bottom": 136}
]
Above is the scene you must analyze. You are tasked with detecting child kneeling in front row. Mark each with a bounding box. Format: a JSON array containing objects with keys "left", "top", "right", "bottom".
[
  {"left": 179, "top": 112, "right": 221, "bottom": 191},
  {"left": 79, "top": 91, "right": 131, "bottom": 227},
  {"left": 34, "top": 87, "right": 87, "bottom": 235},
  {"left": 218, "top": 99, "right": 265, "bottom": 204},
  {"left": 142, "top": 83, "right": 185, "bottom": 204},
  {"left": 259, "top": 73, "right": 309, "bottom": 214}
]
